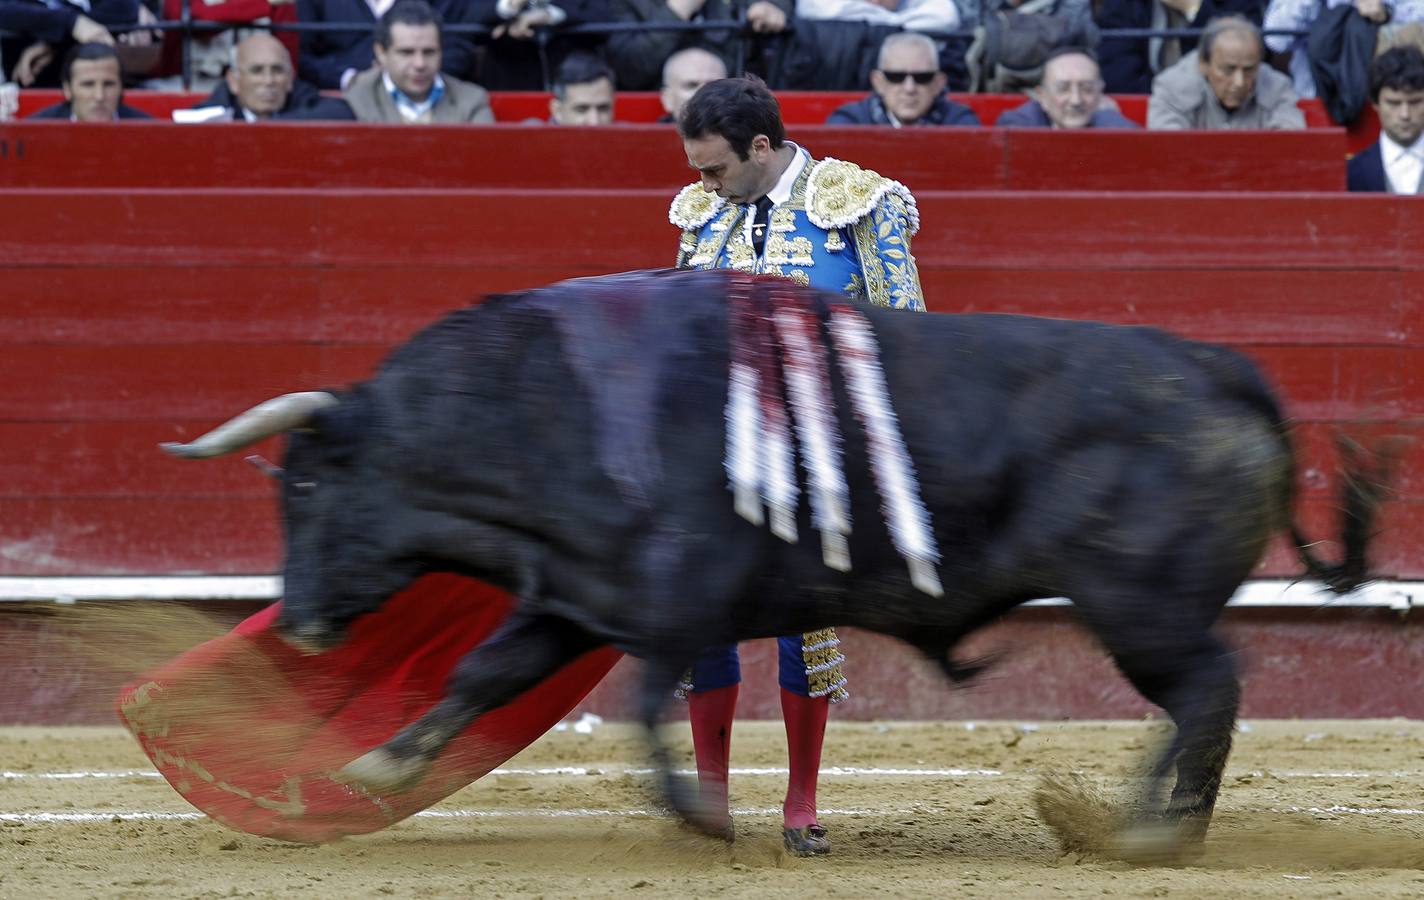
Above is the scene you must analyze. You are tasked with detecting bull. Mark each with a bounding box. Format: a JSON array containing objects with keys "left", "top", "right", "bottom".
[{"left": 162, "top": 268, "right": 1384, "bottom": 859}]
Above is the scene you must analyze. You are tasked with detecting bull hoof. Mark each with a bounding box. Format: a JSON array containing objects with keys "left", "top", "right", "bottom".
[
  {"left": 1110, "top": 820, "right": 1202, "bottom": 866},
  {"left": 336, "top": 747, "right": 429, "bottom": 796}
]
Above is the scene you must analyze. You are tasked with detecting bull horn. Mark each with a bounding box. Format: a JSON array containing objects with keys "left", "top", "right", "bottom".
[{"left": 160, "top": 391, "right": 340, "bottom": 459}]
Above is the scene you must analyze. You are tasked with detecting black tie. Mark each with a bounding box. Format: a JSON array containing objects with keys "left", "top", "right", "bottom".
[{"left": 750, "top": 196, "right": 774, "bottom": 256}]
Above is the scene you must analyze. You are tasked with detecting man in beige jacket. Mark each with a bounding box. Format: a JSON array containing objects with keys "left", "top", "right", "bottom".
[
  {"left": 1148, "top": 15, "right": 1305, "bottom": 130},
  {"left": 344, "top": 0, "right": 494, "bottom": 124}
]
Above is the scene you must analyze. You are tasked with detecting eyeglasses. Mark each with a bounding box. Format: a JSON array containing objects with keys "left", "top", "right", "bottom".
[{"left": 879, "top": 70, "right": 938, "bottom": 85}]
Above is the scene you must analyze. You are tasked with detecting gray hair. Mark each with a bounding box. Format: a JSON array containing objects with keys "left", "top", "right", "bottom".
[
  {"left": 877, "top": 32, "right": 940, "bottom": 71},
  {"left": 1197, "top": 15, "right": 1263, "bottom": 61}
]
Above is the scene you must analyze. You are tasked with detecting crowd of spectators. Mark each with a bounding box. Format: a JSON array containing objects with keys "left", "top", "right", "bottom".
[{"left": 5, "top": 0, "right": 1424, "bottom": 188}]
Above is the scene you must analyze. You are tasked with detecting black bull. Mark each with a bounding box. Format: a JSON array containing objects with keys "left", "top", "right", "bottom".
[{"left": 163, "top": 268, "right": 1383, "bottom": 857}]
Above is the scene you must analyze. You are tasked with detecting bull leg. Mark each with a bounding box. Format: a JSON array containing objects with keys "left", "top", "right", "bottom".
[
  {"left": 337, "top": 612, "right": 601, "bottom": 795},
  {"left": 1076, "top": 604, "right": 1240, "bottom": 863},
  {"left": 636, "top": 655, "right": 734, "bottom": 838}
]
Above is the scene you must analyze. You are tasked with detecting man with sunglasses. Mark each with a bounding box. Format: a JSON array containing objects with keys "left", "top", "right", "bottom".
[
  {"left": 827, "top": 33, "right": 978, "bottom": 126},
  {"left": 670, "top": 75, "right": 927, "bottom": 858}
]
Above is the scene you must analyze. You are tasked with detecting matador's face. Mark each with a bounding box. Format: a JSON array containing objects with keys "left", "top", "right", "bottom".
[{"left": 683, "top": 133, "right": 771, "bottom": 207}]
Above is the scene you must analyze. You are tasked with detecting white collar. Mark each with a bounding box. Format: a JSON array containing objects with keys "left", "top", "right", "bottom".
[
  {"left": 762, "top": 143, "right": 808, "bottom": 207},
  {"left": 1381, "top": 130, "right": 1424, "bottom": 163}
]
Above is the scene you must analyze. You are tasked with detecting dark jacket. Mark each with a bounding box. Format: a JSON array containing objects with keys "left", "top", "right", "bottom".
[
  {"left": 191, "top": 80, "right": 356, "bottom": 120},
  {"left": 1347, "top": 141, "right": 1388, "bottom": 192},
  {"left": 463, "top": 0, "right": 610, "bottom": 90},
  {"left": 1, "top": 0, "right": 141, "bottom": 86},
  {"left": 768, "top": 17, "right": 901, "bottom": 91},
  {"left": 604, "top": 0, "right": 791, "bottom": 91},
  {"left": 295, "top": 0, "right": 473, "bottom": 89},
  {"left": 1307, "top": 3, "right": 1378, "bottom": 125},
  {"left": 1095, "top": 0, "right": 1263, "bottom": 95},
  {"left": 29, "top": 100, "right": 154, "bottom": 119},
  {"left": 994, "top": 97, "right": 1138, "bottom": 128},
  {"left": 826, "top": 91, "right": 980, "bottom": 126}
]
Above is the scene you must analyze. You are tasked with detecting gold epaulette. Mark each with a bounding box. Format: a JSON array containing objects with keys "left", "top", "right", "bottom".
[
  {"left": 805, "top": 158, "right": 920, "bottom": 236},
  {"left": 669, "top": 182, "right": 726, "bottom": 230}
]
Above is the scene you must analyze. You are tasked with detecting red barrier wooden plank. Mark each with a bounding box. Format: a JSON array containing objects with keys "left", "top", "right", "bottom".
[
  {"left": 912, "top": 193, "right": 1404, "bottom": 270},
  {"left": 1003, "top": 129, "right": 1345, "bottom": 192},
  {"left": 0, "top": 192, "right": 322, "bottom": 266},
  {"left": 924, "top": 269, "right": 1409, "bottom": 343},
  {"left": 0, "top": 345, "right": 326, "bottom": 421},
  {"left": 1245, "top": 345, "right": 1407, "bottom": 421},
  {"left": 0, "top": 423, "right": 282, "bottom": 499},
  {"left": 0, "top": 268, "right": 324, "bottom": 344},
  {"left": 0, "top": 498, "right": 279, "bottom": 574},
  {"left": 0, "top": 123, "right": 1342, "bottom": 192}
]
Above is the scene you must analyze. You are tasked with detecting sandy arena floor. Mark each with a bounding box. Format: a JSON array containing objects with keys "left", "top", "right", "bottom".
[{"left": 2, "top": 719, "right": 1424, "bottom": 898}]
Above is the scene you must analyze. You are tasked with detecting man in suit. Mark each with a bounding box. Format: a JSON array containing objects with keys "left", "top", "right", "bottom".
[
  {"left": 548, "top": 52, "right": 615, "bottom": 124},
  {"left": 1349, "top": 45, "right": 1424, "bottom": 192},
  {"left": 29, "top": 42, "right": 153, "bottom": 120},
  {"left": 180, "top": 34, "right": 355, "bottom": 122},
  {"left": 297, "top": 0, "right": 471, "bottom": 90},
  {"left": 996, "top": 47, "right": 1138, "bottom": 127},
  {"left": 1148, "top": 15, "right": 1304, "bottom": 129},
  {"left": 345, "top": 0, "right": 495, "bottom": 124}
]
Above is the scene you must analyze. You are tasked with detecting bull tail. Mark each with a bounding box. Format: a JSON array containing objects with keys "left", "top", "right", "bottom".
[{"left": 1288, "top": 435, "right": 1395, "bottom": 595}]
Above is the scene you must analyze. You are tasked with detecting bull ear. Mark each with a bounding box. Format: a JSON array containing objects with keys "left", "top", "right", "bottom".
[{"left": 160, "top": 391, "right": 340, "bottom": 459}]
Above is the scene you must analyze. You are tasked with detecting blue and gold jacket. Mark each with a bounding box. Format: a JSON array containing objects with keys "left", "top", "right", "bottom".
[{"left": 670, "top": 150, "right": 927, "bottom": 311}]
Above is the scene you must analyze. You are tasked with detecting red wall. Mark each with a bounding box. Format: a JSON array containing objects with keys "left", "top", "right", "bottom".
[{"left": 1, "top": 129, "right": 1419, "bottom": 723}]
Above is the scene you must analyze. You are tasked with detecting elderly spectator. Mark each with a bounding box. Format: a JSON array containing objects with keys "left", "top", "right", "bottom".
[
  {"left": 345, "top": 1, "right": 494, "bottom": 123},
  {"left": 296, "top": 0, "right": 471, "bottom": 90},
  {"left": 605, "top": 0, "right": 788, "bottom": 91},
  {"left": 463, "top": 0, "right": 610, "bottom": 90},
  {"left": 29, "top": 42, "right": 152, "bottom": 120},
  {"left": 826, "top": 33, "right": 979, "bottom": 126},
  {"left": 1265, "top": 0, "right": 1424, "bottom": 99},
  {"left": 549, "top": 52, "right": 615, "bottom": 124},
  {"left": 2, "top": 0, "right": 151, "bottom": 88},
  {"left": 1096, "top": 0, "right": 1263, "bottom": 95},
  {"left": 180, "top": 33, "right": 355, "bottom": 121},
  {"left": 659, "top": 47, "right": 727, "bottom": 122},
  {"left": 997, "top": 47, "right": 1138, "bottom": 127},
  {"left": 1148, "top": 16, "right": 1305, "bottom": 128},
  {"left": 1349, "top": 45, "right": 1424, "bottom": 190}
]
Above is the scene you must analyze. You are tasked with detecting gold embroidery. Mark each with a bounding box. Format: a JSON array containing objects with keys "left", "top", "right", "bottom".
[
  {"left": 824, "top": 230, "right": 846, "bottom": 253},
  {"left": 786, "top": 269, "right": 810, "bottom": 286},
  {"left": 802, "top": 627, "right": 849, "bottom": 703},
  {"left": 765, "top": 234, "right": 815, "bottom": 268},
  {"left": 807, "top": 159, "right": 885, "bottom": 228},
  {"left": 669, "top": 182, "right": 725, "bottom": 230}
]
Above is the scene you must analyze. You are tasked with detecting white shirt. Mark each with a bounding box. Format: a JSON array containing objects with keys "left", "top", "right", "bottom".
[
  {"left": 382, "top": 71, "right": 445, "bottom": 122},
  {"left": 1381, "top": 131, "right": 1424, "bottom": 194},
  {"left": 795, "top": 0, "right": 959, "bottom": 30},
  {"left": 741, "top": 143, "right": 809, "bottom": 247}
]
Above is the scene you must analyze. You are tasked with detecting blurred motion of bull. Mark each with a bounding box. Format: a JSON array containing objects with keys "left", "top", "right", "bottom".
[{"left": 161, "top": 268, "right": 1385, "bottom": 860}]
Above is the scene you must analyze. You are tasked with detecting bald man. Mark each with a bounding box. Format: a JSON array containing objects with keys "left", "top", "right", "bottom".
[
  {"left": 183, "top": 33, "right": 355, "bottom": 121},
  {"left": 659, "top": 47, "right": 726, "bottom": 122}
]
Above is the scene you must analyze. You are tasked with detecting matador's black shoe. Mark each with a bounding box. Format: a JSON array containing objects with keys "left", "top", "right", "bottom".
[{"left": 782, "top": 824, "right": 831, "bottom": 856}]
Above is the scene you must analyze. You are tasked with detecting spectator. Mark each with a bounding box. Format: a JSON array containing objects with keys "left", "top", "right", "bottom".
[
  {"left": 1348, "top": 44, "right": 1424, "bottom": 191},
  {"left": 1148, "top": 15, "right": 1305, "bottom": 128},
  {"left": 659, "top": 47, "right": 727, "bottom": 122},
  {"left": 1096, "top": 0, "right": 1263, "bottom": 94},
  {"left": 345, "top": 1, "right": 494, "bottom": 123},
  {"left": 29, "top": 42, "right": 151, "bottom": 120},
  {"left": 1, "top": 0, "right": 139, "bottom": 88},
  {"left": 463, "top": 0, "right": 610, "bottom": 90},
  {"left": 777, "top": 0, "right": 962, "bottom": 90},
  {"left": 179, "top": 33, "right": 356, "bottom": 121},
  {"left": 605, "top": 0, "right": 788, "bottom": 91},
  {"left": 1264, "top": 0, "right": 1424, "bottom": 99},
  {"left": 997, "top": 46, "right": 1139, "bottom": 127},
  {"left": 296, "top": 0, "right": 472, "bottom": 90},
  {"left": 826, "top": 32, "right": 979, "bottom": 126},
  {"left": 549, "top": 52, "right": 615, "bottom": 124}
]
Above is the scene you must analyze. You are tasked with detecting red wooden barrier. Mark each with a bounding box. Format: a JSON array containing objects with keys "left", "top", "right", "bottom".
[
  {"left": 0, "top": 122, "right": 1345, "bottom": 191},
  {"left": 0, "top": 187, "right": 1418, "bottom": 578}
]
